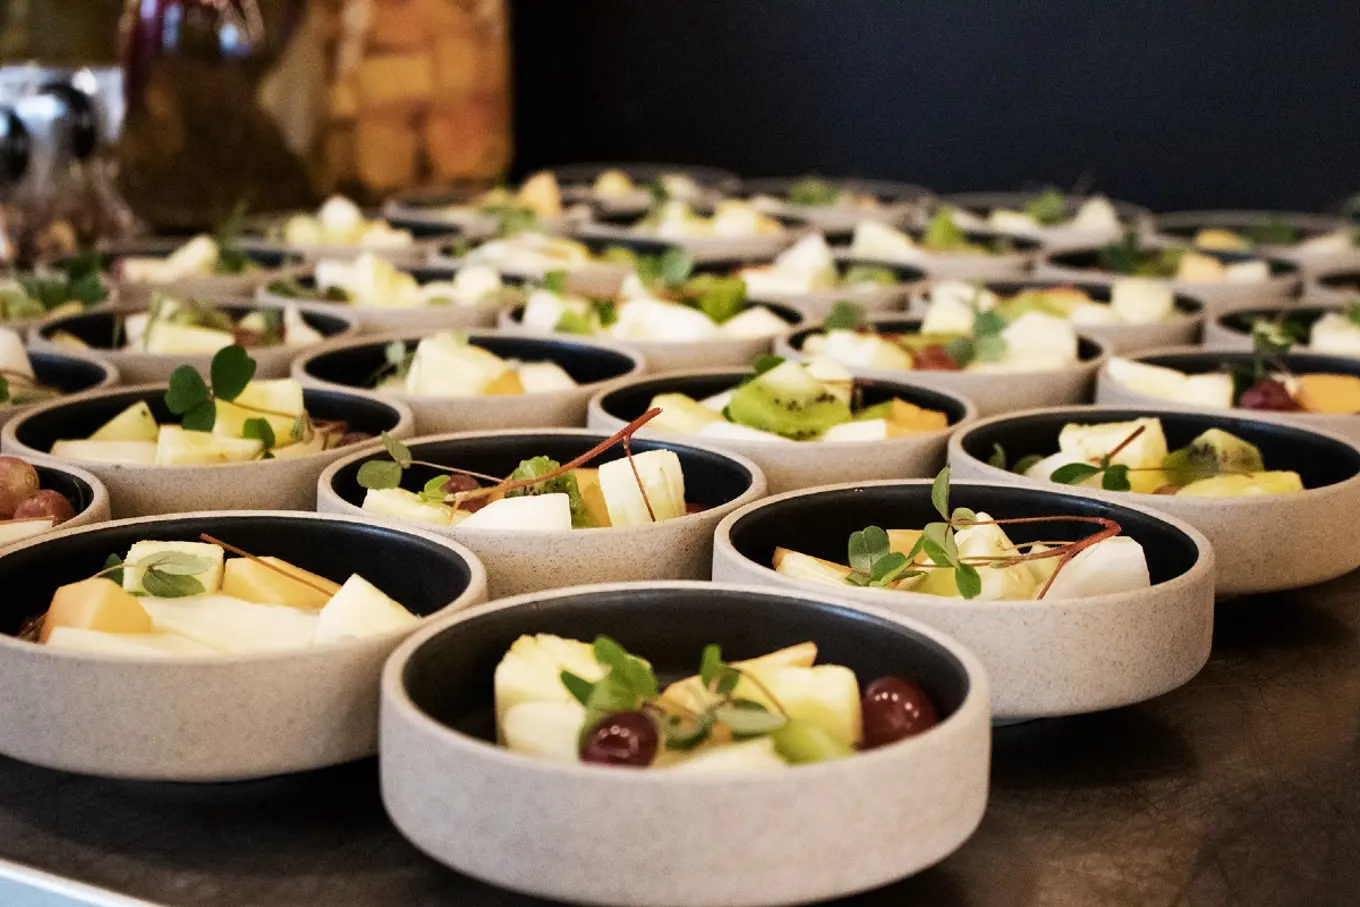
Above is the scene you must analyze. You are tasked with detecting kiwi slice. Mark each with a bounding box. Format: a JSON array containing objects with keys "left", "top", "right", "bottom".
[
  {"left": 1164, "top": 428, "right": 1265, "bottom": 486},
  {"left": 726, "top": 361, "right": 852, "bottom": 440}
]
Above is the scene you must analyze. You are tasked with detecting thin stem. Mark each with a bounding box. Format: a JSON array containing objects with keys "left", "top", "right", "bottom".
[
  {"left": 731, "top": 668, "right": 788, "bottom": 717},
  {"left": 1104, "top": 424, "right": 1146, "bottom": 461},
  {"left": 414, "top": 460, "right": 507, "bottom": 485},
  {"left": 622, "top": 434, "right": 657, "bottom": 522},
  {"left": 198, "top": 533, "right": 334, "bottom": 596}
]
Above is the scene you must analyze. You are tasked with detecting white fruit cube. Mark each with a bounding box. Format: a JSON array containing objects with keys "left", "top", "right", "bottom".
[
  {"left": 362, "top": 488, "right": 456, "bottom": 526},
  {"left": 142, "top": 595, "right": 318, "bottom": 653},
  {"left": 821, "top": 419, "right": 888, "bottom": 442},
  {"left": 155, "top": 426, "right": 263, "bottom": 466},
  {"left": 1058, "top": 417, "right": 1168, "bottom": 469},
  {"left": 142, "top": 321, "right": 235, "bottom": 355},
  {"left": 1041, "top": 536, "right": 1150, "bottom": 599},
  {"left": 1178, "top": 373, "right": 1235, "bottom": 409},
  {"left": 405, "top": 333, "right": 509, "bottom": 397},
  {"left": 459, "top": 494, "right": 573, "bottom": 531},
  {"left": 313, "top": 574, "right": 418, "bottom": 645},
  {"left": 818, "top": 329, "right": 913, "bottom": 371},
  {"left": 598, "top": 449, "right": 686, "bottom": 526},
  {"left": 718, "top": 305, "right": 789, "bottom": 339},
  {"left": 1110, "top": 277, "right": 1174, "bottom": 325},
  {"left": 1105, "top": 357, "right": 1187, "bottom": 400},
  {"left": 517, "top": 361, "right": 579, "bottom": 393},
  {"left": 502, "top": 700, "right": 587, "bottom": 763},
  {"left": 90, "top": 401, "right": 160, "bottom": 442}
]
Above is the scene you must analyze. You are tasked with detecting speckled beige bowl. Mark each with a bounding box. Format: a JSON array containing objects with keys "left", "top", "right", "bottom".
[
  {"left": 1308, "top": 266, "right": 1360, "bottom": 306},
  {"left": 588, "top": 368, "right": 976, "bottom": 494},
  {"left": 1, "top": 383, "right": 414, "bottom": 516},
  {"left": 381, "top": 580, "right": 990, "bottom": 907},
  {"left": 0, "top": 349, "right": 120, "bottom": 432},
  {"left": 294, "top": 330, "right": 646, "bottom": 435},
  {"left": 0, "top": 459, "right": 111, "bottom": 552},
  {"left": 29, "top": 299, "right": 360, "bottom": 384},
  {"left": 776, "top": 316, "right": 1109, "bottom": 417},
  {"left": 1094, "top": 345, "right": 1360, "bottom": 443},
  {"left": 948, "top": 405, "right": 1360, "bottom": 596},
  {"left": 1036, "top": 241, "right": 1302, "bottom": 315},
  {"left": 904, "top": 278, "right": 1205, "bottom": 354},
  {"left": 1203, "top": 303, "right": 1349, "bottom": 349},
  {"left": 318, "top": 429, "right": 767, "bottom": 597},
  {"left": 0, "top": 510, "right": 486, "bottom": 781},
  {"left": 254, "top": 264, "right": 508, "bottom": 335},
  {"left": 497, "top": 300, "right": 804, "bottom": 372},
  {"left": 712, "top": 479, "right": 1215, "bottom": 721},
  {"left": 100, "top": 238, "right": 307, "bottom": 304},
  {"left": 1155, "top": 210, "right": 1360, "bottom": 274},
  {"left": 942, "top": 191, "right": 1154, "bottom": 252}
]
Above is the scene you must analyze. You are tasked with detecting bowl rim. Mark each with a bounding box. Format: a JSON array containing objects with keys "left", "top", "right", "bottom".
[
  {"left": 588, "top": 364, "right": 980, "bottom": 441},
  {"left": 317, "top": 426, "right": 769, "bottom": 539},
  {"left": 0, "top": 508, "right": 488, "bottom": 664},
  {"left": 712, "top": 477, "right": 1215, "bottom": 612},
  {"left": 253, "top": 278, "right": 511, "bottom": 316},
  {"left": 946, "top": 403, "right": 1360, "bottom": 506},
  {"left": 739, "top": 175, "right": 936, "bottom": 205},
  {"left": 290, "top": 328, "right": 649, "bottom": 400},
  {"left": 906, "top": 275, "right": 1208, "bottom": 320},
  {"left": 381, "top": 578, "right": 991, "bottom": 783},
  {"left": 0, "top": 381, "right": 416, "bottom": 472}
]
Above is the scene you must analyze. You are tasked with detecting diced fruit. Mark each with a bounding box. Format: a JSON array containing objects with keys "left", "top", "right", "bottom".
[
  {"left": 1058, "top": 418, "right": 1168, "bottom": 470},
  {"left": 952, "top": 514, "right": 1039, "bottom": 600},
  {"left": 597, "top": 449, "right": 686, "bottom": 527},
  {"left": 1307, "top": 313, "right": 1360, "bottom": 355},
  {"left": 727, "top": 361, "right": 852, "bottom": 440},
  {"left": 998, "top": 312, "right": 1078, "bottom": 369},
  {"left": 502, "top": 700, "right": 587, "bottom": 763},
  {"left": 493, "top": 633, "right": 604, "bottom": 734},
  {"left": 155, "top": 426, "right": 264, "bottom": 466},
  {"left": 1238, "top": 379, "right": 1300, "bottom": 411},
  {"left": 772, "top": 548, "right": 852, "bottom": 586},
  {"left": 817, "top": 330, "right": 914, "bottom": 371},
  {"left": 51, "top": 440, "right": 158, "bottom": 466},
  {"left": 821, "top": 419, "right": 888, "bottom": 442},
  {"left": 1194, "top": 228, "right": 1250, "bottom": 251},
  {"left": 855, "top": 399, "right": 949, "bottom": 435},
  {"left": 803, "top": 356, "right": 855, "bottom": 403},
  {"left": 12, "top": 490, "right": 76, "bottom": 523},
  {"left": 0, "top": 328, "right": 34, "bottom": 378},
  {"left": 920, "top": 291, "right": 979, "bottom": 335},
  {"left": 671, "top": 736, "right": 788, "bottom": 772},
  {"left": 719, "top": 306, "right": 789, "bottom": 338},
  {"left": 771, "top": 720, "right": 853, "bottom": 764},
  {"left": 313, "top": 574, "right": 418, "bottom": 644},
  {"left": 123, "top": 540, "right": 225, "bottom": 595},
  {"left": 1294, "top": 373, "right": 1360, "bottom": 414},
  {"left": 647, "top": 393, "right": 725, "bottom": 433},
  {"left": 1024, "top": 451, "right": 1092, "bottom": 484},
  {"left": 1106, "top": 357, "right": 1187, "bottom": 399},
  {"left": 141, "top": 595, "right": 318, "bottom": 653},
  {"left": 660, "top": 643, "right": 821, "bottom": 713},
  {"left": 579, "top": 711, "right": 659, "bottom": 767},
  {"left": 1179, "top": 373, "right": 1235, "bottom": 408},
  {"left": 1176, "top": 471, "right": 1304, "bottom": 497},
  {"left": 265, "top": 431, "right": 326, "bottom": 460},
  {"left": 142, "top": 321, "right": 235, "bottom": 355},
  {"left": 573, "top": 468, "right": 612, "bottom": 528},
  {"left": 1163, "top": 428, "right": 1264, "bottom": 487},
  {"left": 220, "top": 557, "right": 341, "bottom": 610},
  {"left": 1110, "top": 278, "right": 1174, "bottom": 324},
  {"left": 1225, "top": 261, "right": 1270, "bottom": 282},
  {"left": 405, "top": 332, "right": 509, "bottom": 397},
  {"left": 41, "top": 578, "right": 153, "bottom": 642},
  {"left": 362, "top": 487, "right": 456, "bottom": 526},
  {"left": 214, "top": 379, "right": 306, "bottom": 442},
  {"left": 516, "top": 171, "right": 563, "bottom": 217},
  {"left": 0, "top": 457, "right": 39, "bottom": 518},
  {"left": 1042, "top": 537, "right": 1150, "bottom": 599},
  {"left": 1176, "top": 250, "right": 1228, "bottom": 282},
  {"left": 669, "top": 661, "right": 862, "bottom": 747},
  {"left": 517, "top": 362, "right": 579, "bottom": 393},
  {"left": 886, "top": 529, "right": 924, "bottom": 559},
  {"left": 697, "top": 421, "right": 794, "bottom": 443},
  {"left": 44, "top": 627, "right": 216, "bottom": 656},
  {"left": 483, "top": 369, "right": 525, "bottom": 395},
  {"left": 89, "top": 402, "right": 159, "bottom": 442},
  {"left": 459, "top": 493, "right": 573, "bottom": 531}
]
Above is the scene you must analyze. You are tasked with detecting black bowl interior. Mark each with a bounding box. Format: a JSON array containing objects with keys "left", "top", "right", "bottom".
[
  {"left": 98, "top": 240, "right": 302, "bottom": 271},
  {"left": 506, "top": 298, "right": 803, "bottom": 328},
  {"left": 959, "top": 409, "right": 1360, "bottom": 490},
  {"left": 1048, "top": 246, "right": 1299, "bottom": 278},
  {"left": 0, "top": 514, "right": 474, "bottom": 635},
  {"left": 785, "top": 318, "right": 1105, "bottom": 362},
  {"left": 330, "top": 432, "right": 754, "bottom": 511},
  {"left": 33, "top": 464, "right": 96, "bottom": 517},
  {"left": 377, "top": 216, "right": 462, "bottom": 240},
  {"left": 29, "top": 352, "right": 111, "bottom": 395},
  {"left": 401, "top": 587, "right": 971, "bottom": 745},
  {"left": 1216, "top": 306, "right": 1336, "bottom": 336},
  {"left": 980, "top": 280, "right": 1204, "bottom": 318},
  {"left": 1133, "top": 349, "right": 1360, "bottom": 380},
  {"left": 598, "top": 371, "right": 970, "bottom": 427},
  {"left": 13, "top": 387, "right": 403, "bottom": 454},
  {"left": 301, "top": 335, "right": 638, "bottom": 389},
  {"left": 38, "top": 304, "right": 351, "bottom": 350},
  {"left": 1318, "top": 270, "right": 1360, "bottom": 293},
  {"left": 727, "top": 483, "right": 1200, "bottom": 587}
]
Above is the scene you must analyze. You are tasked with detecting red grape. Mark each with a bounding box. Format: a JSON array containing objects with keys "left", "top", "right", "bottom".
[
  {"left": 12, "top": 490, "right": 76, "bottom": 524},
  {"left": 910, "top": 345, "right": 960, "bottom": 371},
  {"left": 861, "top": 676, "right": 938, "bottom": 748},
  {"left": 1238, "top": 379, "right": 1301, "bottom": 411},
  {"left": 580, "top": 711, "right": 658, "bottom": 767},
  {"left": 0, "top": 457, "right": 40, "bottom": 519}
]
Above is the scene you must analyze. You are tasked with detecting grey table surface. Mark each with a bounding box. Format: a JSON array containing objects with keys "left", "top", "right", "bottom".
[{"left": 0, "top": 572, "right": 1357, "bottom": 907}]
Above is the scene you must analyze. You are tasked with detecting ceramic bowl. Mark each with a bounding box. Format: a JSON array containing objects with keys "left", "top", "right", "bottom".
[
  {"left": 254, "top": 264, "right": 508, "bottom": 334},
  {"left": 1, "top": 383, "right": 414, "bottom": 516},
  {"left": 0, "top": 510, "right": 487, "bottom": 781},
  {"left": 1037, "top": 243, "right": 1302, "bottom": 315},
  {"left": 497, "top": 298, "right": 804, "bottom": 372},
  {"left": 98, "top": 238, "right": 306, "bottom": 304},
  {"left": 903, "top": 277, "right": 1205, "bottom": 354},
  {"left": 777, "top": 316, "right": 1109, "bottom": 417},
  {"left": 1155, "top": 210, "right": 1360, "bottom": 272},
  {"left": 29, "top": 299, "right": 360, "bottom": 384},
  {"left": 941, "top": 191, "right": 1154, "bottom": 251},
  {"left": 555, "top": 162, "right": 742, "bottom": 217},
  {"left": 712, "top": 480, "right": 1215, "bottom": 721},
  {"left": 294, "top": 330, "right": 646, "bottom": 435},
  {"left": 381, "top": 580, "right": 990, "bottom": 907},
  {"left": 0, "top": 459, "right": 111, "bottom": 552},
  {"left": 1204, "top": 303, "right": 1350, "bottom": 350},
  {"left": 588, "top": 368, "right": 975, "bottom": 494},
  {"left": 741, "top": 255, "right": 927, "bottom": 319},
  {"left": 1094, "top": 345, "right": 1360, "bottom": 443},
  {"left": 948, "top": 405, "right": 1360, "bottom": 596},
  {"left": 318, "top": 429, "right": 767, "bottom": 597},
  {"left": 0, "top": 349, "right": 120, "bottom": 431},
  {"left": 738, "top": 176, "right": 935, "bottom": 236},
  {"left": 833, "top": 229, "right": 1041, "bottom": 280},
  {"left": 1309, "top": 266, "right": 1360, "bottom": 306}
]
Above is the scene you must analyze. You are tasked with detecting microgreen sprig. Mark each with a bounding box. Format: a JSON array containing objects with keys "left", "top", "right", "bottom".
[{"left": 92, "top": 551, "right": 213, "bottom": 598}]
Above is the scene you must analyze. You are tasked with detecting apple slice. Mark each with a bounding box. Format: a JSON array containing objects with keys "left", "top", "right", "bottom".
[{"left": 502, "top": 700, "right": 587, "bottom": 763}]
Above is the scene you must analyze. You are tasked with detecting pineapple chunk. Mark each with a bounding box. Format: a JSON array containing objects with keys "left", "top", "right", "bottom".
[
  {"left": 123, "top": 540, "right": 225, "bottom": 595},
  {"left": 41, "top": 578, "right": 152, "bottom": 642},
  {"left": 597, "top": 450, "right": 686, "bottom": 526},
  {"left": 142, "top": 321, "right": 235, "bottom": 355},
  {"left": 670, "top": 737, "right": 788, "bottom": 773},
  {"left": 213, "top": 379, "right": 306, "bottom": 444},
  {"left": 772, "top": 548, "right": 851, "bottom": 586},
  {"left": 155, "top": 426, "right": 264, "bottom": 465},
  {"left": 313, "top": 574, "right": 418, "bottom": 644},
  {"left": 1295, "top": 373, "right": 1360, "bottom": 415},
  {"left": 517, "top": 362, "right": 579, "bottom": 393},
  {"left": 89, "top": 401, "right": 159, "bottom": 442},
  {"left": 483, "top": 369, "right": 525, "bottom": 395},
  {"left": 220, "top": 557, "right": 341, "bottom": 610},
  {"left": 404, "top": 333, "right": 509, "bottom": 397},
  {"left": 141, "top": 595, "right": 318, "bottom": 653},
  {"left": 502, "top": 700, "right": 587, "bottom": 763},
  {"left": 51, "top": 439, "right": 157, "bottom": 466},
  {"left": 493, "top": 633, "right": 605, "bottom": 735},
  {"left": 1058, "top": 418, "right": 1168, "bottom": 470},
  {"left": 573, "top": 468, "right": 612, "bottom": 527},
  {"left": 1176, "top": 251, "right": 1228, "bottom": 282},
  {"left": 647, "top": 393, "right": 724, "bottom": 433},
  {"left": 1176, "top": 471, "right": 1304, "bottom": 497},
  {"left": 668, "top": 661, "right": 863, "bottom": 747}
]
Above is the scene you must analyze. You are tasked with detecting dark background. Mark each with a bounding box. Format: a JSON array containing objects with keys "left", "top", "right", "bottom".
[{"left": 508, "top": 1, "right": 1360, "bottom": 213}]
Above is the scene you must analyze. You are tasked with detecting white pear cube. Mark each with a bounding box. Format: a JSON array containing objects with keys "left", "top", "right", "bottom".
[
  {"left": 459, "top": 494, "right": 573, "bottom": 531},
  {"left": 718, "top": 305, "right": 789, "bottom": 339},
  {"left": 818, "top": 329, "right": 913, "bottom": 371},
  {"left": 517, "top": 361, "right": 579, "bottom": 394},
  {"left": 405, "top": 333, "right": 509, "bottom": 397},
  {"left": 156, "top": 426, "right": 263, "bottom": 466},
  {"left": 1042, "top": 536, "right": 1150, "bottom": 599},
  {"left": 1106, "top": 357, "right": 1187, "bottom": 400},
  {"left": 1178, "top": 373, "right": 1235, "bottom": 409},
  {"left": 44, "top": 627, "right": 217, "bottom": 656},
  {"left": 314, "top": 574, "right": 417, "bottom": 645},
  {"left": 698, "top": 421, "right": 793, "bottom": 443},
  {"left": 1110, "top": 277, "right": 1174, "bottom": 325},
  {"left": 362, "top": 488, "right": 456, "bottom": 526},
  {"left": 821, "top": 419, "right": 888, "bottom": 442},
  {"left": 598, "top": 449, "right": 686, "bottom": 526},
  {"left": 1059, "top": 417, "right": 1169, "bottom": 469},
  {"left": 502, "top": 701, "right": 587, "bottom": 763}
]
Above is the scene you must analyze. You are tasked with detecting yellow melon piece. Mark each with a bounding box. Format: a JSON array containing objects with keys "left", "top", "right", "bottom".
[
  {"left": 220, "top": 557, "right": 342, "bottom": 610},
  {"left": 483, "top": 369, "right": 526, "bottom": 396},
  {"left": 883, "top": 400, "right": 950, "bottom": 436},
  {"left": 1194, "top": 228, "right": 1250, "bottom": 251},
  {"left": 1294, "top": 373, "right": 1360, "bottom": 415},
  {"left": 41, "top": 578, "right": 152, "bottom": 643},
  {"left": 573, "top": 468, "right": 612, "bottom": 527}
]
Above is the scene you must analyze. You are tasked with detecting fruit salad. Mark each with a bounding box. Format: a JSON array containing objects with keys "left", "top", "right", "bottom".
[
  {"left": 493, "top": 634, "right": 938, "bottom": 769},
  {"left": 919, "top": 278, "right": 1180, "bottom": 331},
  {"left": 373, "top": 332, "right": 578, "bottom": 399},
  {"left": 994, "top": 417, "right": 1304, "bottom": 497},
  {"left": 1245, "top": 304, "right": 1360, "bottom": 356},
  {"left": 950, "top": 190, "right": 1124, "bottom": 238},
  {"left": 273, "top": 196, "right": 414, "bottom": 250},
  {"left": 50, "top": 348, "right": 366, "bottom": 466},
  {"left": 1091, "top": 234, "right": 1271, "bottom": 284},
  {"left": 453, "top": 232, "right": 598, "bottom": 276},
  {"left": 0, "top": 456, "right": 79, "bottom": 546},
  {"left": 26, "top": 537, "right": 417, "bottom": 655},
  {"left": 50, "top": 294, "right": 325, "bottom": 356},
  {"left": 0, "top": 328, "right": 62, "bottom": 409},
  {"left": 846, "top": 210, "right": 1018, "bottom": 264},
  {"left": 518, "top": 251, "right": 789, "bottom": 343},
  {"left": 638, "top": 199, "right": 785, "bottom": 240},
  {"left": 1191, "top": 219, "right": 1358, "bottom": 258},
  {"left": 585, "top": 169, "right": 704, "bottom": 205},
  {"left": 269, "top": 254, "right": 503, "bottom": 311},
  {"left": 750, "top": 176, "right": 897, "bottom": 212},
  {"left": 1106, "top": 356, "right": 1360, "bottom": 415},
  {"left": 0, "top": 251, "right": 108, "bottom": 324},
  {"left": 645, "top": 358, "right": 949, "bottom": 443},
  {"left": 735, "top": 233, "right": 902, "bottom": 297},
  {"left": 773, "top": 468, "right": 1151, "bottom": 601}
]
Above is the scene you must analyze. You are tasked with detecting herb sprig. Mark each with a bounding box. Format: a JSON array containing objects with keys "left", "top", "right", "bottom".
[{"left": 163, "top": 345, "right": 305, "bottom": 445}]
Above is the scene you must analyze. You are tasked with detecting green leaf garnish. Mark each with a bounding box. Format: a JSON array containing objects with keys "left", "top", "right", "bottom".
[
  {"left": 593, "top": 635, "right": 658, "bottom": 700},
  {"left": 931, "top": 466, "right": 952, "bottom": 519},
  {"left": 561, "top": 671, "right": 594, "bottom": 707},
  {"left": 841, "top": 264, "right": 897, "bottom": 285},
  {"left": 1024, "top": 188, "right": 1067, "bottom": 227},
  {"left": 954, "top": 563, "right": 982, "bottom": 598},
  {"left": 786, "top": 177, "right": 841, "bottom": 207},
  {"left": 356, "top": 459, "right": 403, "bottom": 490},
  {"left": 663, "top": 711, "right": 715, "bottom": 751},
  {"left": 823, "top": 300, "right": 864, "bottom": 331},
  {"left": 383, "top": 433, "right": 412, "bottom": 469},
  {"left": 680, "top": 274, "right": 746, "bottom": 324},
  {"left": 242, "top": 418, "right": 275, "bottom": 450},
  {"left": 541, "top": 270, "right": 567, "bottom": 294},
  {"left": 988, "top": 443, "right": 1007, "bottom": 469},
  {"left": 101, "top": 553, "right": 124, "bottom": 586},
  {"left": 210, "top": 344, "right": 256, "bottom": 401},
  {"left": 1013, "top": 454, "right": 1044, "bottom": 474},
  {"left": 164, "top": 367, "right": 209, "bottom": 416},
  {"left": 1050, "top": 462, "right": 1102, "bottom": 485},
  {"left": 1101, "top": 464, "right": 1132, "bottom": 491}
]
